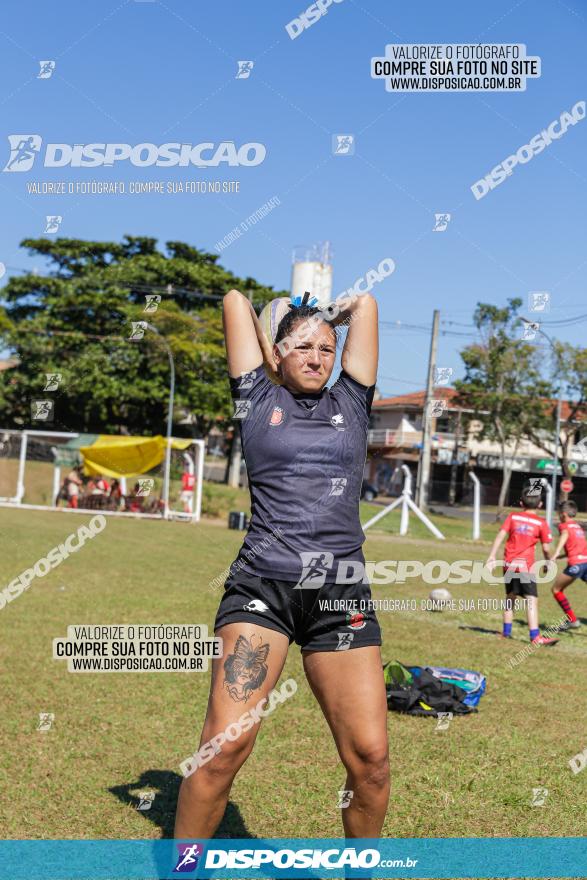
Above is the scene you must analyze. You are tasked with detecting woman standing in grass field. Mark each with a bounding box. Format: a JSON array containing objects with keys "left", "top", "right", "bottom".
[{"left": 175, "top": 288, "right": 389, "bottom": 839}]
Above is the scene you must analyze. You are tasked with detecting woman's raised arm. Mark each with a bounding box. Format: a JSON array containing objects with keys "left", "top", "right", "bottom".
[
  {"left": 222, "top": 289, "right": 275, "bottom": 378},
  {"left": 339, "top": 293, "right": 379, "bottom": 386}
]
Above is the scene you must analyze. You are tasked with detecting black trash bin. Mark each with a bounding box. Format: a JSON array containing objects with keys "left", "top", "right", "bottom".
[{"left": 228, "top": 511, "right": 248, "bottom": 530}]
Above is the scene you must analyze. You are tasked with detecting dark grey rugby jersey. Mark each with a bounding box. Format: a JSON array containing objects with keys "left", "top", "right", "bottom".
[{"left": 228, "top": 364, "right": 375, "bottom": 584}]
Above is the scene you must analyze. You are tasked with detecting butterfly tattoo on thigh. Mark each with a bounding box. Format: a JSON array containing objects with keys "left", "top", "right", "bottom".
[{"left": 223, "top": 634, "right": 270, "bottom": 702}]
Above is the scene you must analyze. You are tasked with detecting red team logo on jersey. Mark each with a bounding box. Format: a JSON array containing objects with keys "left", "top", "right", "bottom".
[
  {"left": 347, "top": 612, "right": 366, "bottom": 630},
  {"left": 269, "top": 406, "right": 284, "bottom": 426}
]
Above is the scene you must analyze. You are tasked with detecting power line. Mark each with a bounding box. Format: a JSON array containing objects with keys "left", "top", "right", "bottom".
[
  {"left": 539, "top": 313, "right": 587, "bottom": 326},
  {"left": 378, "top": 374, "right": 423, "bottom": 387},
  {"left": 442, "top": 313, "right": 587, "bottom": 329},
  {"left": 0, "top": 270, "right": 240, "bottom": 305},
  {"left": 380, "top": 321, "right": 430, "bottom": 331}
]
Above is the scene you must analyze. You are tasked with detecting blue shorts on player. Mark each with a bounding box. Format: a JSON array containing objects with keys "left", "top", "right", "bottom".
[{"left": 564, "top": 562, "right": 587, "bottom": 582}]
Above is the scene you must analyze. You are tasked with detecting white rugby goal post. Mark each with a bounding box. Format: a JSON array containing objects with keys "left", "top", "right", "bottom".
[
  {"left": 0, "top": 428, "right": 205, "bottom": 522},
  {"left": 363, "top": 464, "right": 445, "bottom": 539}
]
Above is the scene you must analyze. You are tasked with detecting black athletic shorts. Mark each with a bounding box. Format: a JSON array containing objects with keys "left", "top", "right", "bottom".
[
  {"left": 504, "top": 570, "right": 538, "bottom": 598},
  {"left": 214, "top": 570, "right": 382, "bottom": 652}
]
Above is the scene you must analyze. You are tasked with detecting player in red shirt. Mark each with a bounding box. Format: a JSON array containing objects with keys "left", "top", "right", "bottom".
[
  {"left": 180, "top": 469, "right": 196, "bottom": 513},
  {"left": 487, "top": 486, "right": 558, "bottom": 645},
  {"left": 550, "top": 500, "right": 587, "bottom": 630}
]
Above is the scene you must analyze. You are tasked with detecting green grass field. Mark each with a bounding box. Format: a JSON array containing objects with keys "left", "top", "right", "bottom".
[{"left": 1, "top": 500, "right": 586, "bottom": 846}]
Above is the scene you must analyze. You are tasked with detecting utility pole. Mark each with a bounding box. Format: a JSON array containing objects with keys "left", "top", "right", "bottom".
[
  {"left": 552, "top": 396, "right": 562, "bottom": 508},
  {"left": 415, "top": 309, "right": 440, "bottom": 509}
]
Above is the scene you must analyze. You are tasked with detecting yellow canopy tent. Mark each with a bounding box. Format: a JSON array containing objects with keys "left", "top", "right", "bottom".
[{"left": 79, "top": 435, "right": 192, "bottom": 478}]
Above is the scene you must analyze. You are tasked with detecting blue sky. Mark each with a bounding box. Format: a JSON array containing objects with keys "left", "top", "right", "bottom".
[{"left": 1, "top": 0, "right": 585, "bottom": 397}]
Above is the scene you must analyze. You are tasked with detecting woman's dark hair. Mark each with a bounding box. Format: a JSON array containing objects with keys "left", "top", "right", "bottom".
[{"left": 274, "top": 304, "right": 338, "bottom": 347}]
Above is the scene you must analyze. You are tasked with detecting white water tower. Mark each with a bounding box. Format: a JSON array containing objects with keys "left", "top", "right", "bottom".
[{"left": 291, "top": 241, "right": 333, "bottom": 307}]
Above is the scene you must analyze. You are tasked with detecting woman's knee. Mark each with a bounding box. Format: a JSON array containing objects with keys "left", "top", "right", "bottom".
[
  {"left": 185, "top": 732, "right": 256, "bottom": 782},
  {"left": 343, "top": 741, "right": 390, "bottom": 788}
]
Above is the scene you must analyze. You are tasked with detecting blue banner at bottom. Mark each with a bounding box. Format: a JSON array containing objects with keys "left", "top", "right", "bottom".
[{"left": 0, "top": 838, "right": 585, "bottom": 879}]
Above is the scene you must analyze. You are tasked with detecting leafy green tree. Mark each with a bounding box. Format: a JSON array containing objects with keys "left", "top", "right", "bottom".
[
  {"left": 525, "top": 341, "right": 587, "bottom": 479},
  {"left": 455, "top": 299, "right": 553, "bottom": 511},
  {"left": 0, "top": 235, "right": 286, "bottom": 436}
]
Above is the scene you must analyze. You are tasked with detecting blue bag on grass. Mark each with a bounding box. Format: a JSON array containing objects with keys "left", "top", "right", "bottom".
[{"left": 411, "top": 666, "right": 486, "bottom": 707}]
